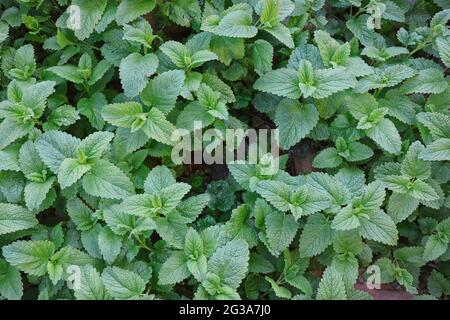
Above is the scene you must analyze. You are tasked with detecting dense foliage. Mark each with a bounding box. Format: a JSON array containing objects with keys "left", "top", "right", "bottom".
[{"left": 0, "top": 0, "right": 449, "bottom": 300}]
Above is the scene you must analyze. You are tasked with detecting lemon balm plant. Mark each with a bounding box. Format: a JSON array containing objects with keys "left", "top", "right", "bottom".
[{"left": 0, "top": 0, "right": 449, "bottom": 300}]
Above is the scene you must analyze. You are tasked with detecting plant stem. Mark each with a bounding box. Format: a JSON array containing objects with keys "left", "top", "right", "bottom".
[
  {"left": 408, "top": 43, "right": 428, "bottom": 57},
  {"left": 134, "top": 235, "right": 151, "bottom": 251}
]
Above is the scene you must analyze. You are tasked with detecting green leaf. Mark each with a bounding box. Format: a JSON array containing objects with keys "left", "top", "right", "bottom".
[
  {"left": 423, "top": 234, "right": 448, "bottom": 262},
  {"left": 263, "top": 23, "right": 294, "bottom": 48},
  {"left": 366, "top": 118, "right": 402, "bottom": 154},
  {"left": 436, "top": 218, "right": 450, "bottom": 236},
  {"left": 346, "top": 92, "right": 378, "bottom": 120},
  {"left": 360, "top": 176, "right": 386, "bottom": 211},
  {"left": 314, "top": 30, "right": 349, "bottom": 67},
  {"left": 255, "top": 181, "right": 291, "bottom": 211},
  {"left": 359, "top": 210, "right": 398, "bottom": 245},
  {"left": 0, "top": 259, "right": 23, "bottom": 300},
  {"left": 344, "top": 57, "right": 373, "bottom": 77},
  {"left": 410, "top": 180, "right": 440, "bottom": 201},
  {"left": 3, "top": 0, "right": 450, "bottom": 301},
  {"left": 265, "top": 211, "right": 298, "bottom": 257},
  {"left": 359, "top": 182, "right": 386, "bottom": 211},
  {"left": 362, "top": 46, "right": 408, "bottom": 61},
  {"left": 378, "top": 90, "right": 418, "bottom": 125},
  {"left": 427, "top": 270, "right": 450, "bottom": 298},
  {"left": 381, "top": 175, "right": 439, "bottom": 201},
  {"left": 297, "top": 59, "right": 316, "bottom": 98},
  {"left": 9, "top": 44, "right": 36, "bottom": 80},
  {"left": 159, "top": 41, "right": 189, "bottom": 68},
  {"left": 313, "top": 148, "right": 342, "bottom": 168},
  {"left": 74, "top": 265, "right": 111, "bottom": 300},
  {"left": 248, "top": 253, "right": 275, "bottom": 274},
  {"left": 24, "top": 178, "right": 55, "bottom": 211},
  {"left": 2, "top": 240, "right": 55, "bottom": 276},
  {"left": 177, "top": 193, "right": 210, "bottom": 222},
  {"left": 425, "top": 90, "right": 449, "bottom": 114},
  {"left": 299, "top": 214, "right": 334, "bottom": 257},
  {"left": 190, "top": 50, "right": 218, "bottom": 68},
  {"left": 265, "top": 276, "right": 292, "bottom": 299},
  {"left": 177, "top": 101, "right": 215, "bottom": 131},
  {"left": 260, "top": 0, "right": 281, "bottom": 25},
  {"left": 18, "top": 141, "right": 44, "bottom": 176},
  {"left": 256, "top": 181, "right": 328, "bottom": 217},
  {"left": 144, "top": 165, "right": 176, "bottom": 194},
  {"left": 122, "top": 183, "right": 190, "bottom": 217},
  {"left": 119, "top": 53, "right": 158, "bottom": 98},
  {"left": 79, "top": 131, "right": 114, "bottom": 161},
  {"left": 420, "top": 139, "right": 450, "bottom": 161},
  {"left": 401, "top": 141, "right": 431, "bottom": 180},
  {"left": 306, "top": 173, "right": 350, "bottom": 211},
  {"left": 356, "top": 64, "right": 416, "bottom": 93},
  {"left": 98, "top": 227, "right": 122, "bottom": 264},
  {"left": 44, "top": 105, "right": 80, "bottom": 131},
  {"left": 140, "top": 70, "right": 186, "bottom": 114},
  {"left": 0, "top": 119, "right": 34, "bottom": 150},
  {"left": 144, "top": 108, "right": 176, "bottom": 145},
  {"left": 0, "top": 203, "right": 38, "bottom": 235},
  {"left": 48, "top": 246, "right": 96, "bottom": 284},
  {"left": 211, "top": 10, "right": 258, "bottom": 38},
  {"left": 66, "top": 198, "right": 97, "bottom": 232},
  {"left": 254, "top": 68, "right": 301, "bottom": 99},
  {"left": 69, "top": 0, "right": 108, "bottom": 41},
  {"left": 320, "top": 72, "right": 357, "bottom": 99},
  {"left": 202, "top": 73, "right": 235, "bottom": 103},
  {"left": 196, "top": 84, "right": 229, "bottom": 120},
  {"left": 275, "top": 99, "right": 319, "bottom": 150},
  {"left": 102, "top": 102, "right": 144, "bottom": 129},
  {"left": 123, "top": 183, "right": 190, "bottom": 218},
  {"left": 346, "top": 14, "right": 376, "bottom": 45},
  {"left": 58, "top": 158, "right": 91, "bottom": 189},
  {"left": 159, "top": 183, "right": 191, "bottom": 214},
  {"left": 296, "top": 60, "right": 357, "bottom": 99},
  {"left": 116, "top": 0, "right": 156, "bottom": 25},
  {"left": 334, "top": 168, "right": 365, "bottom": 197},
  {"left": 158, "top": 251, "right": 190, "bottom": 285},
  {"left": 187, "top": 255, "right": 208, "bottom": 282},
  {"left": 316, "top": 267, "right": 347, "bottom": 300},
  {"left": 35, "top": 131, "right": 80, "bottom": 174},
  {"left": 0, "top": 146, "right": 20, "bottom": 172},
  {"left": 436, "top": 37, "right": 450, "bottom": 68},
  {"left": 251, "top": 40, "right": 273, "bottom": 76},
  {"left": 332, "top": 206, "right": 360, "bottom": 231},
  {"left": 0, "top": 171, "right": 26, "bottom": 204},
  {"left": 102, "top": 266, "right": 146, "bottom": 299},
  {"left": 123, "top": 20, "right": 155, "bottom": 49},
  {"left": 346, "top": 142, "right": 374, "bottom": 162},
  {"left": 331, "top": 254, "right": 359, "bottom": 288},
  {"left": 417, "top": 112, "right": 450, "bottom": 140},
  {"left": 87, "top": 60, "right": 111, "bottom": 86},
  {"left": 333, "top": 231, "right": 363, "bottom": 256},
  {"left": 184, "top": 227, "right": 204, "bottom": 258},
  {"left": 224, "top": 204, "right": 257, "bottom": 247},
  {"left": 208, "top": 240, "right": 249, "bottom": 289},
  {"left": 387, "top": 193, "right": 420, "bottom": 223},
  {"left": 401, "top": 68, "right": 449, "bottom": 95},
  {"left": 77, "top": 92, "right": 107, "bottom": 130},
  {"left": 430, "top": 9, "right": 450, "bottom": 27},
  {"left": 0, "top": 21, "right": 9, "bottom": 43},
  {"left": 82, "top": 159, "right": 135, "bottom": 199},
  {"left": 162, "top": 0, "right": 201, "bottom": 27},
  {"left": 210, "top": 36, "right": 245, "bottom": 66},
  {"left": 383, "top": 1, "right": 406, "bottom": 22},
  {"left": 103, "top": 204, "right": 153, "bottom": 237}
]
